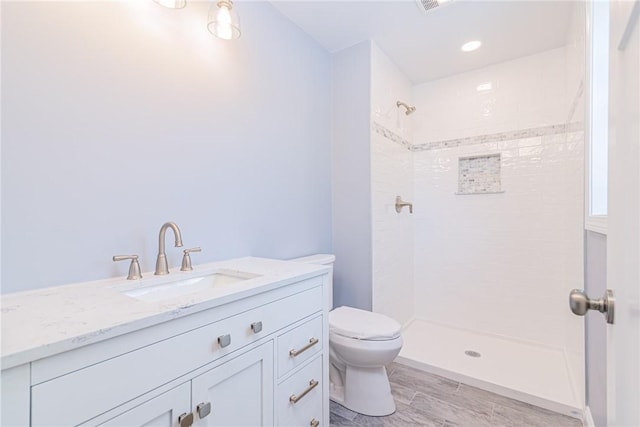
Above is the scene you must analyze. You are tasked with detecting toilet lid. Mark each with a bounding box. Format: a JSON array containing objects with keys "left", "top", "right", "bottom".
[{"left": 329, "top": 306, "right": 402, "bottom": 341}]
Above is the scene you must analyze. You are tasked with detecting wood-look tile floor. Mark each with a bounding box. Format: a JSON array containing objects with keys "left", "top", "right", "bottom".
[{"left": 329, "top": 363, "right": 583, "bottom": 427}]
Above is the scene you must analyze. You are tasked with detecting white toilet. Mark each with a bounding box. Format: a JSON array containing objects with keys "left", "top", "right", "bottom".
[{"left": 292, "top": 254, "right": 403, "bottom": 417}]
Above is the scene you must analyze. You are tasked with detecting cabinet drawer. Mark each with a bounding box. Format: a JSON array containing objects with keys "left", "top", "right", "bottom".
[
  {"left": 277, "top": 316, "right": 323, "bottom": 377},
  {"left": 277, "top": 356, "right": 323, "bottom": 427},
  {"left": 32, "top": 286, "right": 322, "bottom": 427}
]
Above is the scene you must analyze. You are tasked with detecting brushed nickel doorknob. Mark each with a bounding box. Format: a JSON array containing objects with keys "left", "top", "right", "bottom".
[{"left": 569, "top": 289, "right": 615, "bottom": 324}]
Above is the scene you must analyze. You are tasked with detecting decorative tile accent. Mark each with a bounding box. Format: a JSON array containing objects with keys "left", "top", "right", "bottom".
[
  {"left": 373, "top": 120, "right": 583, "bottom": 153},
  {"left": 412, "top": 123, "right": 581, "bottom": 152},
  {"left": 372, "top": 121, "right": 412, "bottom": 150},
  {"left": 457, "top": 154, "right": 502, "bottom": 195}
]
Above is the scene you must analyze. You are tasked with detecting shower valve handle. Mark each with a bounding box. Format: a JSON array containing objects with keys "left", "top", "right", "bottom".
[{"left": 395, "top": 196, "right": 413, "bottom": 214}]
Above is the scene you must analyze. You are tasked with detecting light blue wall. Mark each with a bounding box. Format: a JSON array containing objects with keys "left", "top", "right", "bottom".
[
  {"left": 331, "top": 42, "right": 372, "bottom": 310},
  {"left": 1, "top": 1, "right": 332, "bottom": 293}
]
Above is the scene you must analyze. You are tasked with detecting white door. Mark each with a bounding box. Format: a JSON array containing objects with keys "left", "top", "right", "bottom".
[
  {"left": 607, "top": 0, "right": 640, "bottom": 425},
  {"left": 192, "top": 341, "right": 274, "bottom": 426}
]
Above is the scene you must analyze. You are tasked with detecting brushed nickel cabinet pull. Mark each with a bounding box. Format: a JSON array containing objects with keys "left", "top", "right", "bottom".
[
  {"left": 251, "top": 321, "right": 263, "bottom": 333},
  {"left": 289, "top": 337, "right": 319, "bottom": 357},
  {"left": 310, "top": 418, "right": 320, "bottom": 427},
  {"left": 178, "top": 412, "right": 194, "bottom": 427},
  {"left": 289, "top": 379, "right": 319, "bottom": 404},
  {"left": 197, "top": 402, "right": 212, "bottom": 419},
  {"left": 218, "top": 334, "right": 231, "bottom": 348}
]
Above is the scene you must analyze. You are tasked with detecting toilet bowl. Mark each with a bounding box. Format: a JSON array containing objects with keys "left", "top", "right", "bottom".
[
  {"left": 291, "top": 254, "right": 403, "bottom": 417},
  {"left": 329, "top": 306, "right": 402, "bottom": 416}
]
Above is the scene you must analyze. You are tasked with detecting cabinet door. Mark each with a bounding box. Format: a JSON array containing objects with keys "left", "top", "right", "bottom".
[
  {"left": 97, "top": 382, "right": 191, "bottom": 427},
  {"left": 192, "top": 342, "right": 274, "bottom": 426}
]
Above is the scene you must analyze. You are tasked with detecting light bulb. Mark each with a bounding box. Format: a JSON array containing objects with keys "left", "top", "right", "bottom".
[
  {"left": 207, "top": 0, "right": 241, "bottom": 40},
  {"left": 215, "top": 4, "right": 233, "bottom": 40}
]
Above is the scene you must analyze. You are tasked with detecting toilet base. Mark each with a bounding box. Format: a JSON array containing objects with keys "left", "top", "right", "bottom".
[{"left": 329, "top": 365, "right": 396, "bottom": 417}]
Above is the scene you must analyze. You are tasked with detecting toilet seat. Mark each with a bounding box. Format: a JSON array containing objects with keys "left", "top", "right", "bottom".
[{"left": 329, "top": 306, "right": 402, "bottom": 341}]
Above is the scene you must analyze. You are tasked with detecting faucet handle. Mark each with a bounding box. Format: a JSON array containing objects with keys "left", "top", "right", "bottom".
[
  {"left": 181, "top": 247, "right": 202, "bottom": 271},
  {"left": 113, "top": 255, "right": 142, "bottom": 280}
]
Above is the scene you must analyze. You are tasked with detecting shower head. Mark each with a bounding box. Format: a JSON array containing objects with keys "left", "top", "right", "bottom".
[{"left": 397, "top": 101, "right": 417, "bottom": 115}]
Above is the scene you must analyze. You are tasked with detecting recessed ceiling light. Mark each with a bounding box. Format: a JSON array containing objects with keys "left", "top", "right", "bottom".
[
  {"left": 476, "top": 82, "right": 493, "bottom": 92},
  {"left": 461, "top": 40, "right": 482, "bottom": 52}
]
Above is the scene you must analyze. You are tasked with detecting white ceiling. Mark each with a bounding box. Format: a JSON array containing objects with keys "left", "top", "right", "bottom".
[{"left": 269, "top": 0, "right": 576, "bottom": 84}]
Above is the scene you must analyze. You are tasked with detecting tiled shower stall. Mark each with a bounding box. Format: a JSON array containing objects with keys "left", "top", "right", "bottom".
[{"left": 370, "top": 4, "right": 586, "bottom": 418}]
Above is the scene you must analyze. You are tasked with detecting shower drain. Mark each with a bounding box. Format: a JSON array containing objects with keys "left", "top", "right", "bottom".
[{"left": 465, "top": 350, "right": 482, "bottom": 358}]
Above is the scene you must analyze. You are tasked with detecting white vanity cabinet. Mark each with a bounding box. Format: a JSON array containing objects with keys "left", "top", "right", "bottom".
[
  {"left": 1, "top": 261, "right": 329, "bottom": 427},
  {"left": 96, "top": 342, "right": 274, "bottom": 427}
]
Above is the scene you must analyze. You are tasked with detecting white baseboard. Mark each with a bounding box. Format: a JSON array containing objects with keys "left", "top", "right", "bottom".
[{"left": 583, "top": 406, "right": 596, "bottom": 427}]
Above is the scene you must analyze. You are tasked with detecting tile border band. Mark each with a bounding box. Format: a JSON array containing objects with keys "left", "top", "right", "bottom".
[
  {"left": 372, "top": 120, "right": 583, "bottom": 152},
  {"left": 371, "top": 121, "right": 412, "bottom": 150}
]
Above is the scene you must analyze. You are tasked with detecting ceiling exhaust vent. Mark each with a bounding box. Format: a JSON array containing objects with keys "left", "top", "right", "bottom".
[{"left": 415, "top": 0, "right": 451, "bottom": 13}]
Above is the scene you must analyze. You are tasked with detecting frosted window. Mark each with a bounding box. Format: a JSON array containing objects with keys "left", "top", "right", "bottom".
[{"left": 590, "top": 0, "right": 609, "bottom": 217}]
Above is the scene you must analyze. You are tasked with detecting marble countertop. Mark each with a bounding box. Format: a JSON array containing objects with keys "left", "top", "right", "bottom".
[{"left": 1, "top": 257, "right": 329, "bottom": 370}]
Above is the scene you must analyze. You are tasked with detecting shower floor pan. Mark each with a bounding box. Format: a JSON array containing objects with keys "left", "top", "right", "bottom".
[{"left": 397, "top": 319, "right": 581, "bottom": 417}]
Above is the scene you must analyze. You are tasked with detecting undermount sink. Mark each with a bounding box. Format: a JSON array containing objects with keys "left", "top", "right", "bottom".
[{"left": 122, "top": 270, "right": 260, "bottom": 302}]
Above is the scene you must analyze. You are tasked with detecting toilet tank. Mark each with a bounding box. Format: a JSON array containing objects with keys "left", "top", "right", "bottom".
[{"left": 290, "top": 254, "right": 335, "bottom": 309}]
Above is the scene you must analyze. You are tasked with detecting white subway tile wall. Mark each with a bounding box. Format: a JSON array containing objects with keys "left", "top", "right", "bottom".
[
  {"left": 371, "top": 42, "right": 414, "bottom": 326},
  {"left": 371, "top": 131, "right": 414, "bottom": 326},
  {"left": 413, "top": 130, "right": 584, "bottom": 349},
  {"left": 371, "top": 118, "right": 584, "bottom": 348},
  {"left": 370, "top": 41, "right": 585, "bottom": 406},
  {"left": 411, "top": 47, "right": 571, "bottom": 144}
]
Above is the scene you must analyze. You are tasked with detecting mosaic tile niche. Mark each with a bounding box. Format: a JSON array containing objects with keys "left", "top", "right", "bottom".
[{"left": 457, "top": 154, "right": 503, "bottom": 194}]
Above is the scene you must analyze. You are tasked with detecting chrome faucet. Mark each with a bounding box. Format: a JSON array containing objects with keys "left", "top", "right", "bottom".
[
  {"left": 395, "top": 196, "right": 413, "bottom": 214},
  {"left": 155, "top": 221, "right": 184, "bottom": 275}
]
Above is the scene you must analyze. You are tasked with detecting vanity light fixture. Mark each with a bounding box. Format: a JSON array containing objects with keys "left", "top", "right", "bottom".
[
  {"left": 152, "top": 0, "right": 186, "bottom": 9},
  {"left": 150, "top": 0, "right": 241, "bottom": 40},
  {"left": 461, "top": 40, "right": 482, "bottom": 52},
  {"left": 207, "top": 0, "right": 241, "bottom": 40}
]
